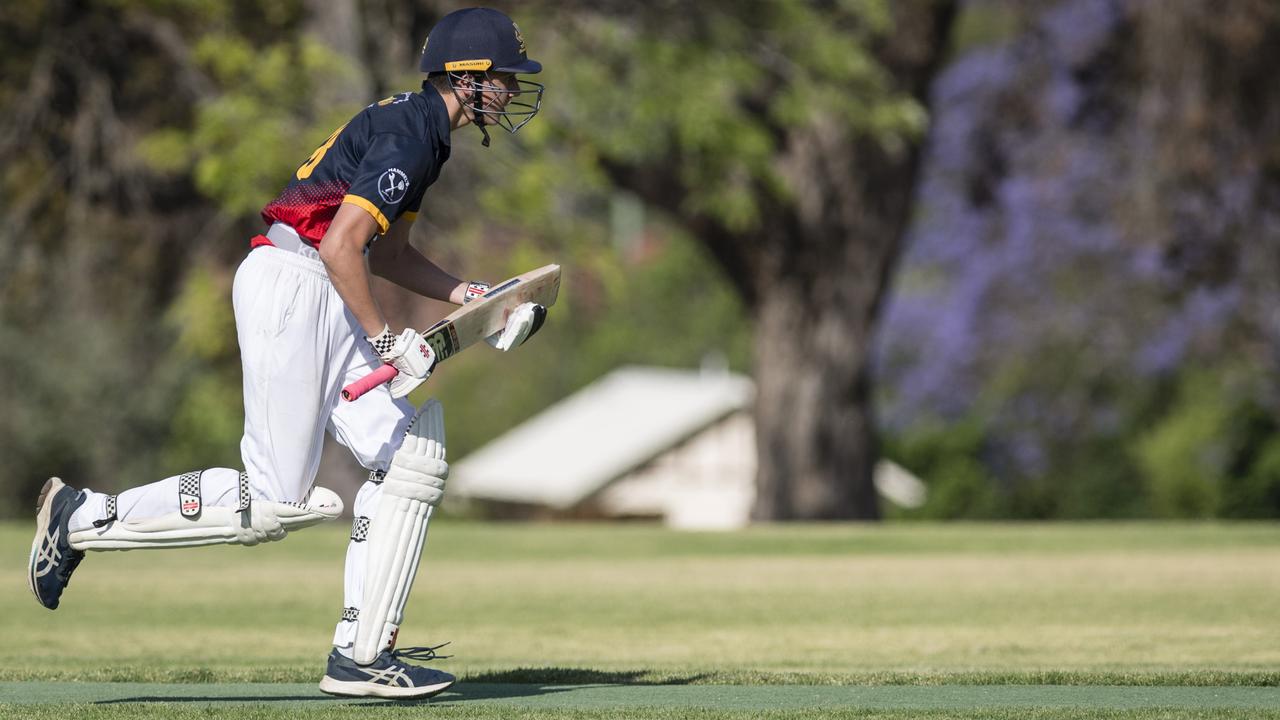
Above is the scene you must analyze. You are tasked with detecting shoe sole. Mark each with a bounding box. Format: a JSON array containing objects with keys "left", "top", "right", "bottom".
[
  {"left": 318, "top": 675, "right": 456, "bottom": 700},
  {"left": 27, "top": 477, "right": 63, "bottom": 607}
]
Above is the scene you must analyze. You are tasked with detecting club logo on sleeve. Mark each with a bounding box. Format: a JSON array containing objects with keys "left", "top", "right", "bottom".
[{"left": 378, "top": 168, "right": 409, "bottom": 204}]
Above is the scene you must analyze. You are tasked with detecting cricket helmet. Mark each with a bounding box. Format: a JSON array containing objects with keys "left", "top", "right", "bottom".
[
  {"left": 418, "top": 8, "right": 544, "bottom": 146},
  {"left": 419, "top": 7, "right": 542, "bottom": 75}
]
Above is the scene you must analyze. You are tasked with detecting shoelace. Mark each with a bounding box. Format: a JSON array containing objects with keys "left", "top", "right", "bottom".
[{"left": 391, "top": 642, "right": 452, "bottom": 663}]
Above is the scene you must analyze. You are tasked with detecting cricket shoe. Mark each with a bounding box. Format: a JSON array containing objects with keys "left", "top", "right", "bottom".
[
  {"left": 28, "top": 477, "right": 87, "bottom": 610},
  {"left": 319, "top": 644, "right": 455, "bottom": 700}
]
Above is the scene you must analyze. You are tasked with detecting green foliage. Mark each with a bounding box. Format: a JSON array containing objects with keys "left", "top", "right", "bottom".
[
  {"left": 541, "top": 1, "right": 923, "bottom": 231},
  {"left": 1135, "top": 371, "right": 1280, "bottom": 519},
  {"left": 160, "top": 264, "right": 243, "bottom": 472},
  {"left": 165, "top": 265, "right": 236, "bottom": 362},
  {"left": 1135, "top": 374, "right": 1231, "bottom": 518},
  {"left": 137, "top": 35, "right": 354, "bottom": 216},
  {"left": 0, "top": 0, "right": 335, "bottom": 512},
  {"left": 884, "top": 419, "right": 1001, "bottom": 519},
  {"left": 1226, "top": 435, "right": 1280, "bottom": 518}
]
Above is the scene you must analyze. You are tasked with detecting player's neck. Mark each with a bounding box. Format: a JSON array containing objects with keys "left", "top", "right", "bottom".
[{"left": 437, "top": 89, "right": 473, "bottom": 131}]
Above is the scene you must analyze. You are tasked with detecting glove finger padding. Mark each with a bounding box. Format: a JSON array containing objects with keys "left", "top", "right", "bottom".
[
  {"left": 369, "top": 327, "right": 436, "bottom": 399},
  {"left": 486, "top": 302, "right": 548, "bottom": 352}
]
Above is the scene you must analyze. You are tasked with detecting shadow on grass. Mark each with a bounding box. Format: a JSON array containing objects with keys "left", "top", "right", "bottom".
[
  {"left": 95, "top": 696, "right": 330, "bottom": 705},
  {"left": 462, "top": 668, "right": 712, "bottom": 685},
  {"left": 92, "top": 671, "right": 710, "bottom": 706}
]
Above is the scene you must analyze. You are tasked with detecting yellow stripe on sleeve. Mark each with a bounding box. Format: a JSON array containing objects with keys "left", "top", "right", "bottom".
[{"left": 342, "top": 195, "right": 390, "bottom": 234}]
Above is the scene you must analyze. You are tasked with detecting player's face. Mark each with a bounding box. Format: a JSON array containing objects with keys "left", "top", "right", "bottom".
[
  {"left": 452, "top": 70, "right": 541, "bottom": 135},
  {"left": 480, "top": 73, "right": 520, "bottom": 116}
]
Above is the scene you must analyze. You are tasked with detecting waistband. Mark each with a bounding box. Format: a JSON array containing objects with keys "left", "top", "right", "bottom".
[
  {"left": 265, "top": 223, "right": 320, "bottom": 255},
  {"left": 249, "top": 224, "right": 328, "bottom": 278}
]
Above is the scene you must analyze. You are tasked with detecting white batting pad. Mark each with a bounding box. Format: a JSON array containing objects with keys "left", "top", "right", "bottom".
[
  {"left": 352, "top": 399, "right": 447, "bottom": 664},
  {"left": 68, "top": 487, "right": 343, "bottom": 550}
]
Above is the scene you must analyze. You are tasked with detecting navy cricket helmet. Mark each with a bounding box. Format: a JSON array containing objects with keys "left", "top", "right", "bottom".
[
  {"left": 419, "top": 7, "right": 544, "bottom": 146},
  {"left": 420, "top": 7, "right": 542, "bottom": 75}
]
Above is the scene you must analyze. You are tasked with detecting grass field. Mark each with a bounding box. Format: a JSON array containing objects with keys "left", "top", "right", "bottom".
[{"left": 4, "top": 521, "right": 1279, "bottom": 718}]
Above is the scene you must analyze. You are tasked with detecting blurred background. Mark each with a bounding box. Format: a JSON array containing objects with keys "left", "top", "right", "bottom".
[{"left": 1, "top": 0, "right": 1278, "bottom": 525}]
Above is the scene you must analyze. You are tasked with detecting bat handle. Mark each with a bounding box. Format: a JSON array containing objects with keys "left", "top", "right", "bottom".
[{"left": 342, "top": 364, "right": 399, "bottom": 402}]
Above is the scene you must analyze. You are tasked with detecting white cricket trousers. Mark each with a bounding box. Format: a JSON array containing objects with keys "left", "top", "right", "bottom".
[{"left": 69, "top": 238, "right": 421, "bottom": 654}]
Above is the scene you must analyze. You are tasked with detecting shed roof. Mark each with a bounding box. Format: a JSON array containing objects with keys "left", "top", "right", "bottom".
[{"left": 450, "top": 366, "right": 754, "bottom": 508}]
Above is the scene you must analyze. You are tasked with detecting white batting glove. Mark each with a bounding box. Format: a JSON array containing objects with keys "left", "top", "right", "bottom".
[
  {"left": 487, "top": 302, "right": 548, "bottom": 352},
  {"left": 367, "top": 325, "right": 437, "bottom": 398}
]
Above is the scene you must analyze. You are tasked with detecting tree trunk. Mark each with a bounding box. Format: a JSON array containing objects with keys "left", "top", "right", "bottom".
[
  {"left": 752, "top": 272, "right": 880, "bottom": 519},
  {"left": 750, "top": 4, "right": 957, "bottom": 520}
]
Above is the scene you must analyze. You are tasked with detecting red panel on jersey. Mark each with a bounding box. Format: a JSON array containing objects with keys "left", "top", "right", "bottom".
[{"left": 261, "top": 179, "right": 350, "bottom": 246}]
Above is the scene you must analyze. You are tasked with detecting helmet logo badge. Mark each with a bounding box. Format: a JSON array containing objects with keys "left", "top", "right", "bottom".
[{"left": 512, "top": 22, "right": 527, "bottom": 54}]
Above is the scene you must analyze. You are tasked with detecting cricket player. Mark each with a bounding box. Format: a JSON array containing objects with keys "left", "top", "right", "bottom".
[{"left": 27, "top": 7, "right": 546, "bottom": 700}]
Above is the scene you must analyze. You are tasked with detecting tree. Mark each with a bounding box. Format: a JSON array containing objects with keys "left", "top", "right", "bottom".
[
  {"left": 530, "top": 1, "right": 958, "bottom": 519},
  {"left": 875, "top": 0, "right": 1280, "bottom": 518},
  {"left": 0, "top": 0, "right": 346, "bottom": 511}
]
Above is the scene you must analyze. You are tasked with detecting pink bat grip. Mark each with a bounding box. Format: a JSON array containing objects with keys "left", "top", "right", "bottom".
[{"left": 342, "top": 364, "right": 399, "bottom": 402}]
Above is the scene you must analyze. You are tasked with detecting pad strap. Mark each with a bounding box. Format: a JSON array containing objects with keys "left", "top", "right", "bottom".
[
  {"left": 350, "top": 516, "right": 371, "bottom": 542},
  {"left": 178, "top": 471, "right": 202, "bottom": 517},
  {"left": 237, "top": 471, "right": 252, "bottom": 512},
  {"left": 92, "top": 495, "right": 118, "bottom": 529}
]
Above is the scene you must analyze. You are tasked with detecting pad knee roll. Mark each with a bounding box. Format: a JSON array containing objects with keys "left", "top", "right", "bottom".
[{"left": 383, "top": 457, "right": 448, "bottom": 507}]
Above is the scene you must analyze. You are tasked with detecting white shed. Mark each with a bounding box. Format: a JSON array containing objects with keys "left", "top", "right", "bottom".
[{"left": 448, "top": 366, "right": 924, "bottom": 529}]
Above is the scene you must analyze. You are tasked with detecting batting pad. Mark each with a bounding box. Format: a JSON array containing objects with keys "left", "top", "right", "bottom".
[
  {"left": 68, "top": 486, "right": 343, "bottom": 550},
  {"left": 353, "top": 399, "right": 447, "bottom": 664}
]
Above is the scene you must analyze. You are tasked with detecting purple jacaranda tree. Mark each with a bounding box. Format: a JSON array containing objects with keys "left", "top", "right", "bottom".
[{"left": 876, "top": 0, "right": 1280, "bottom": 516}]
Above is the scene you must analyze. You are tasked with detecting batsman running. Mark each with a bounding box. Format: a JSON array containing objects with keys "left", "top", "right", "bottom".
[{"left": 26, "top": 7, "right": 547, "bottom": 700}]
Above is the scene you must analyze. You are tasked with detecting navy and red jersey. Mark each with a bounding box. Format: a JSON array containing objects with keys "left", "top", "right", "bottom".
[{"left": 260, "top": 88, "right": 452, "bottom": 245}]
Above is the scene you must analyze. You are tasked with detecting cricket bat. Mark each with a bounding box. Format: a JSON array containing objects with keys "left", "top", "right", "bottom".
[{"left": 342, "top": 264, "right": 561, "bottom": 401}]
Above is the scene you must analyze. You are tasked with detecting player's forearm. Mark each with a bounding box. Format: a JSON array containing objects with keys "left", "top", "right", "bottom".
[{"left": 373, "top": 244, "right": 468, "bottom": 305}]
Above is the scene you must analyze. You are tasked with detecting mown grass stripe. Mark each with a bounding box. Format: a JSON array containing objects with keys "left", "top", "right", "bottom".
[
  {"left": 2, "top": 668, "right": 1276, "bottom": 687},
  {"left": 1, "top": 683, "right": 1278, "bottom": 710}
]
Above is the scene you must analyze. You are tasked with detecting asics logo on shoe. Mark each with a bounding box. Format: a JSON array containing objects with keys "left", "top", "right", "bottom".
[
  {"left": 359, "top": 666, "right": 412, "bottom": 687},
  {"left": 33, "top": 529, "right": 61, "bottom": 579}
]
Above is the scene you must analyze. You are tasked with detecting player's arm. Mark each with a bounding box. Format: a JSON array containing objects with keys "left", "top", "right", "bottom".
[
  {"left": 320, "top": 203, "right": 436, "bottom": 398},
  {"left": 319, "top": 203, "right": 388, "bottom": 337},
  {"left": 368, "top": 220, "right": 471, "bottom": 305},
  {"left": 367, "top": 218, "right": 546, "bottom": 353}
]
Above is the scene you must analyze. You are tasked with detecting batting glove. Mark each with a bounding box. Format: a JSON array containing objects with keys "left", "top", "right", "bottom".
[
  {"left": 486, "top": 302, "right": 548, "bottom": 352},
  {"left": 367, "top": 325, "right": 437, "bottom": 398}
]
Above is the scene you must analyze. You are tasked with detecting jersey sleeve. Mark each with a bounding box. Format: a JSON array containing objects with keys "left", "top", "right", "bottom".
[
  {"left": 401, "top": 183, "right": 429, "bottom": 223},
  {"left": 342, "top": 133, "right": 437, "bottom": 234}
]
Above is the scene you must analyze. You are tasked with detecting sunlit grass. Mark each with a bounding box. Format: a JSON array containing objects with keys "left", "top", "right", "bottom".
[{"left": 4, "top": 521, "right": 1278, "bottom": 684}]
